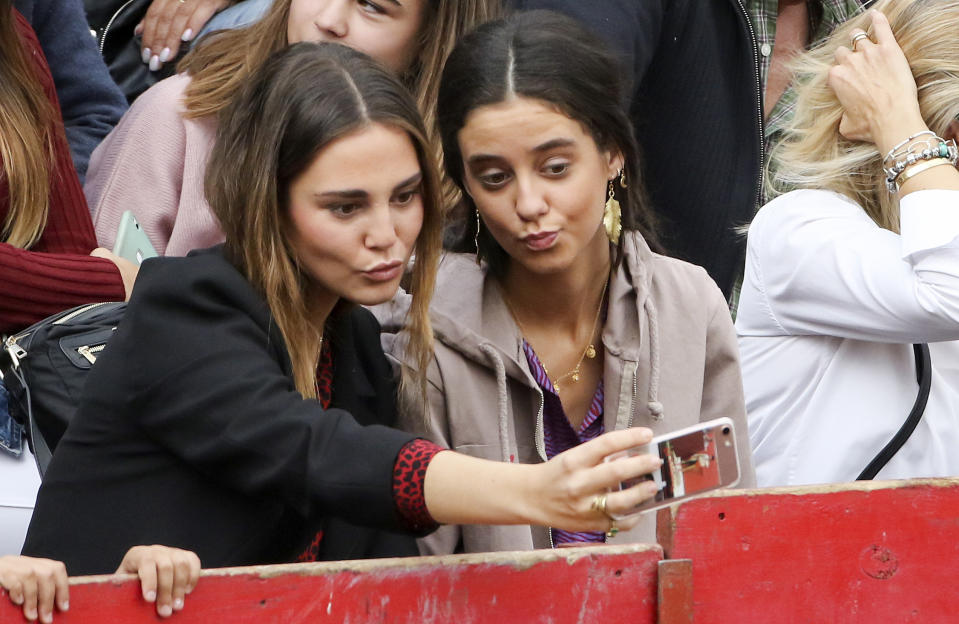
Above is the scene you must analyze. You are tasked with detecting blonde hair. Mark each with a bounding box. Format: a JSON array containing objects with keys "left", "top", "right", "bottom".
[
  {"left": 180, "top": 0, "right": 501, "bottom": 209},
  {"left": 768, "top": 0, "right": 959, "bottom": 232},
  {"left": 0, "top": 8, "right": 56, "bottom": 249},
  {"left": 206, "top": 43, "right": 442, "bottom": 402}
]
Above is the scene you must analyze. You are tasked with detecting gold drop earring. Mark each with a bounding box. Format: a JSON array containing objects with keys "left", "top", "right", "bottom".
[{"left": 603, "top": 178, "right": 622, "bottom": 245}]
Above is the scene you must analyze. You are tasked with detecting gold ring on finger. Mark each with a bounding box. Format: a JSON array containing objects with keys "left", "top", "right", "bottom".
[
  {"left": 851, "top": 32, "right": 870, "bottom": 52},
  {"left": 590, "top": 494, "right": 609, "bottom": 517}
]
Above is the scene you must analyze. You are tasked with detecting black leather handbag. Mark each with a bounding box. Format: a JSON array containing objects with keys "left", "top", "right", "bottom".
[
  {"left": 0, "top": 302, "right": 125, "bottom": 475},
  {"left": 84, "top": 0, "right": 181, "bottom": 102}
]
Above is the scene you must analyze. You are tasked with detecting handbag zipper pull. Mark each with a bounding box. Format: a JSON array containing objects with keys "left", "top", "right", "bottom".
[
  {"left": 4, "top": 337, "right": 26, "bottom": 367},
  {"left": 77, "top": 345, "right": 100, "bottom": 364}
]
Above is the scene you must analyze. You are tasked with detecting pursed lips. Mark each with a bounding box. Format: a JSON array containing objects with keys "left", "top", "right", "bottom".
[
  {"left": 521, "top": 229, "right": 559, "bottom": 250},
  {"left": 361, "top": 259, "right": 404, "bottom": 282}
]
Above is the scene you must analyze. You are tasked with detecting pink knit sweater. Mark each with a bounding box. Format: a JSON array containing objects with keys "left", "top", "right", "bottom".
[{"left": 85, "top": 74, "right": 222, "bottom": 257}]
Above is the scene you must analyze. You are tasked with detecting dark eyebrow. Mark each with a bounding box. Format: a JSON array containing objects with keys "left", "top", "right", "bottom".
[
  {"left": 319, "top": 189, "right": 368, "bottom": 200},
  {"left": 532, "top": 138, "right": 576, "bottom": 152},
  {"left": 317, "top": 172, "right": 421, "bottom": 200},
  {"left": 466, "top": 154, "right": 501, "bottom": 167},
  {"left": 466, "top": 138, "right": 577, "bottom": 167},
  {"left": 393, "top": 172, "right": 422, "bottom": 191},
  {"left": 384, "top": 0, "right": 402, "bottom": 6}
]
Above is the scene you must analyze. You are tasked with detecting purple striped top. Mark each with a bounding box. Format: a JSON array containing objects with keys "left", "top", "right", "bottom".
[{"left": 521, "top": 340, "right": 606, "bottom": 545}]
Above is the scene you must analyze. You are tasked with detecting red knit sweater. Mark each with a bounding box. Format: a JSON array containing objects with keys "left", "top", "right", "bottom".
[{"left": 0, "top": 11, "right": 124, "bottom": 335}]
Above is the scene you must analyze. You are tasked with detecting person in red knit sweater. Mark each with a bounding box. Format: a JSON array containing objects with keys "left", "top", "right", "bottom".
[
  {"left": 0, "top": 1, "right": 136, "bottom": 336},
  {"left": 0, "top": 6, "right": 163, "bottom": 622}
]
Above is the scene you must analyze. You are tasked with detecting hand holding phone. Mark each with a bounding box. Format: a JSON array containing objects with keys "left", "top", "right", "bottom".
[{"left": 606, "top": 417, "right": 741, "bottom": 518}]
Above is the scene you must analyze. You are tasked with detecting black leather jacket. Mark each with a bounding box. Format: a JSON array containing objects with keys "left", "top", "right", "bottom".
[{"left": 83, "top": 0, "right": 179, "bottom": 102}]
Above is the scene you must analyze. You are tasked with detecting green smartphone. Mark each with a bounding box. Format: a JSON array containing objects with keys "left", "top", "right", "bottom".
[{"left": 112, "top": 210, "right": 158, "bottom": 265}]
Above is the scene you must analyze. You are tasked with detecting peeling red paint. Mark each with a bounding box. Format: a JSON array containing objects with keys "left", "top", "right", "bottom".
[
  {"left": 9, "top": 479, "right": 959, "bottom": 621},
  {"left": 0, "top": 545, "right": 661, "bottom": 623},
  {"left": 670, "top": 479, "right": 959, "bottom": 622},
  {"left": 860, "top": 545, "right": 899, "bottom": 580}
]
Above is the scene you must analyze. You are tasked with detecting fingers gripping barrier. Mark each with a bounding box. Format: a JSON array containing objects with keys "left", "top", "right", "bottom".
[{"left": 0, "top": 545, "right": 662, "bottom": 623}]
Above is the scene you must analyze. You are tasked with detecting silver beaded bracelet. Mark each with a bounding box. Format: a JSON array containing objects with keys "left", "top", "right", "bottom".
[{"left": 883, "top": 136, "right": 958, "bottom": 193}]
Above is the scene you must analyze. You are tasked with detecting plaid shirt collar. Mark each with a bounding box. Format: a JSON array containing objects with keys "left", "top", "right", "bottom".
[
  {"left": 729, "top": 0, "right": 866, "bottom": 315},
  {"left": 749, "top": 0, "right": 865, "bottom": 145}
]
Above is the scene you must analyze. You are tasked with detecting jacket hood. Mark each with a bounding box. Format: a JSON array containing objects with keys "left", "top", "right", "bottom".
[
  {"left": 375, "top": 231, "right": 666, "bottom": 427},
  {"left": 377, "top": 254, "right": 537, "bottom": 388},
  {"left": 436, "top": 232, "right": 656, "bottom": 359}
]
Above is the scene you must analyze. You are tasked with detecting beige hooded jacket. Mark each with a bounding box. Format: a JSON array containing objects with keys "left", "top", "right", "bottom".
[{"left": 376, "top": 232, "right": 754, "bottom": 554}]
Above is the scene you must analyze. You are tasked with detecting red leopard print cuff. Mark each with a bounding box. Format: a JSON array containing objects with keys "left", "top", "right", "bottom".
[{"left": 392, "top": 439, "right": 445, "bottom": 533}]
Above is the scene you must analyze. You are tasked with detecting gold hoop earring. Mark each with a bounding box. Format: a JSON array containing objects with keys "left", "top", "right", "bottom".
[
  {"left": 603, "top": 179, "right": 622, "bottom": 245},
  {"left": 619, "top": 168, "right": 627, "bottom": 189}
]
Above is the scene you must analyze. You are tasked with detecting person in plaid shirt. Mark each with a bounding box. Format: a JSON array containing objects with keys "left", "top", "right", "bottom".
[
  {"left": 511, "top": 0, "right": 863, "bottom": 306},
  {"left": 728, "top": 0, "right": 866, "bottom": 312}
]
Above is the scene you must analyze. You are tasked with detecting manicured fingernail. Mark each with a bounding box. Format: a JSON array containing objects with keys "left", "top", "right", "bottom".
[
  {"left": 181, "top": 28, "right": 193, "bottom": 42},
  {"left": 145, "top": 590, "right": 156, "bottom": 602},
  {"left": 159, "top": 47, "right": 171, "bottom": 63},
  {"left": 158, "top": 604, "right": 173, "bottom": 617},
  {"left": 41, "top": 612, "right": 53, "bottom": 624},
  {"left": 174, "top": 598, "right": 184, "bottom": 610},
  {"left": 149, "top": 55, "right": 161, "bottom": 71},
  {"left": 60, "top": 601, "right": 69, "bottom": 611},
  {"left": 134, "top": 22, "right": 143, "bottom": 35},
  {"left": 141, "top": 47, "right": 151, "bottom": 64}
]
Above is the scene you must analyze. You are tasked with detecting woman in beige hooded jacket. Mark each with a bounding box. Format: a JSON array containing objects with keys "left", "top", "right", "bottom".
[{"left": 378, "top": 11, "right": 754, "bottom": 554}]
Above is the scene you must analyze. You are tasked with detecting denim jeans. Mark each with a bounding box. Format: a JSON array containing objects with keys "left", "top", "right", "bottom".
[
  {"left": 0, "top": 377, "right": 38, "bottom": 555},
  {"left": 198, "top": 0, "right": 273, "bottom": 39},
  {"left": 0, "top": 381, "right": 22, "bottom": 457}
]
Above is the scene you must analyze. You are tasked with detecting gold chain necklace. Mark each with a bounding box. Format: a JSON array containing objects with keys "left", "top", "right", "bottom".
[{"left": 503, "top": 278, "right": 608, "bottom": 394}]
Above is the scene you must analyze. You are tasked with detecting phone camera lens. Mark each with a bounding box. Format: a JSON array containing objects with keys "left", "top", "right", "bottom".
[{"left": 722, "top": 426, "right": 730, "bottom": 435}]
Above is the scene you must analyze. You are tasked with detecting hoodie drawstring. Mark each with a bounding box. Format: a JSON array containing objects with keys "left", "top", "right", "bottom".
[
  {"left": 644, "top": 297, "right": 664, "bottom": 421},
  {"left": 479, "top": 344, "right": 514, "bottom": 462}
]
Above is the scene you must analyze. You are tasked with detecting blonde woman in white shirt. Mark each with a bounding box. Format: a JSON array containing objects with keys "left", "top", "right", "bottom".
[{"left": 736, "top": 1, "right": 959, "bottom": 487}]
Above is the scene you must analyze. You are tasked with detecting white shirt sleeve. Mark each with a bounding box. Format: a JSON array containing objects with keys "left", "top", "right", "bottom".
[{"left": 738, "top": 188, "right": 959, "bottom": 342}]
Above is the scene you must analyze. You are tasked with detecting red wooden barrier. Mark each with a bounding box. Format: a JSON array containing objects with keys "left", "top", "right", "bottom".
[
  {"left": 668, "top": 478, "right": 959, "bottom": 623},
  {"left": 11, "top": 480, "right": 959, "bottom": 622},
  {"left": 0, "top": 544, "right": 662, "bottom": 623}
]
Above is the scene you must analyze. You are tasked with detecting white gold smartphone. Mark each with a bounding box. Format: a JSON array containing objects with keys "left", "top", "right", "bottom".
[
  {"left": 113, "top": 210, "right": 158, "bottom": 265},
  {"left": 607, "top": 417, "right": 741, "bottom": 518}
]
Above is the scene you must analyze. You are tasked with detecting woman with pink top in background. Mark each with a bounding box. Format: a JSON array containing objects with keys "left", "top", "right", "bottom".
[{"left": 86, "top": 0, "right": 500, "bottom": 256}]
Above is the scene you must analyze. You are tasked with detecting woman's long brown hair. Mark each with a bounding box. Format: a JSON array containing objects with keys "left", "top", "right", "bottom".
[
  {"left": 0, "top": 5, "right": 56, "bottom": 249},
  {"left": 205, "top": 42, "right": 442, "bottom": 405},
  {"left": 439, "top": 11, "right": 662, "bottom": 275},
  {"left": 179, "top": 0, "right": 501, "bottom": 209}
]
